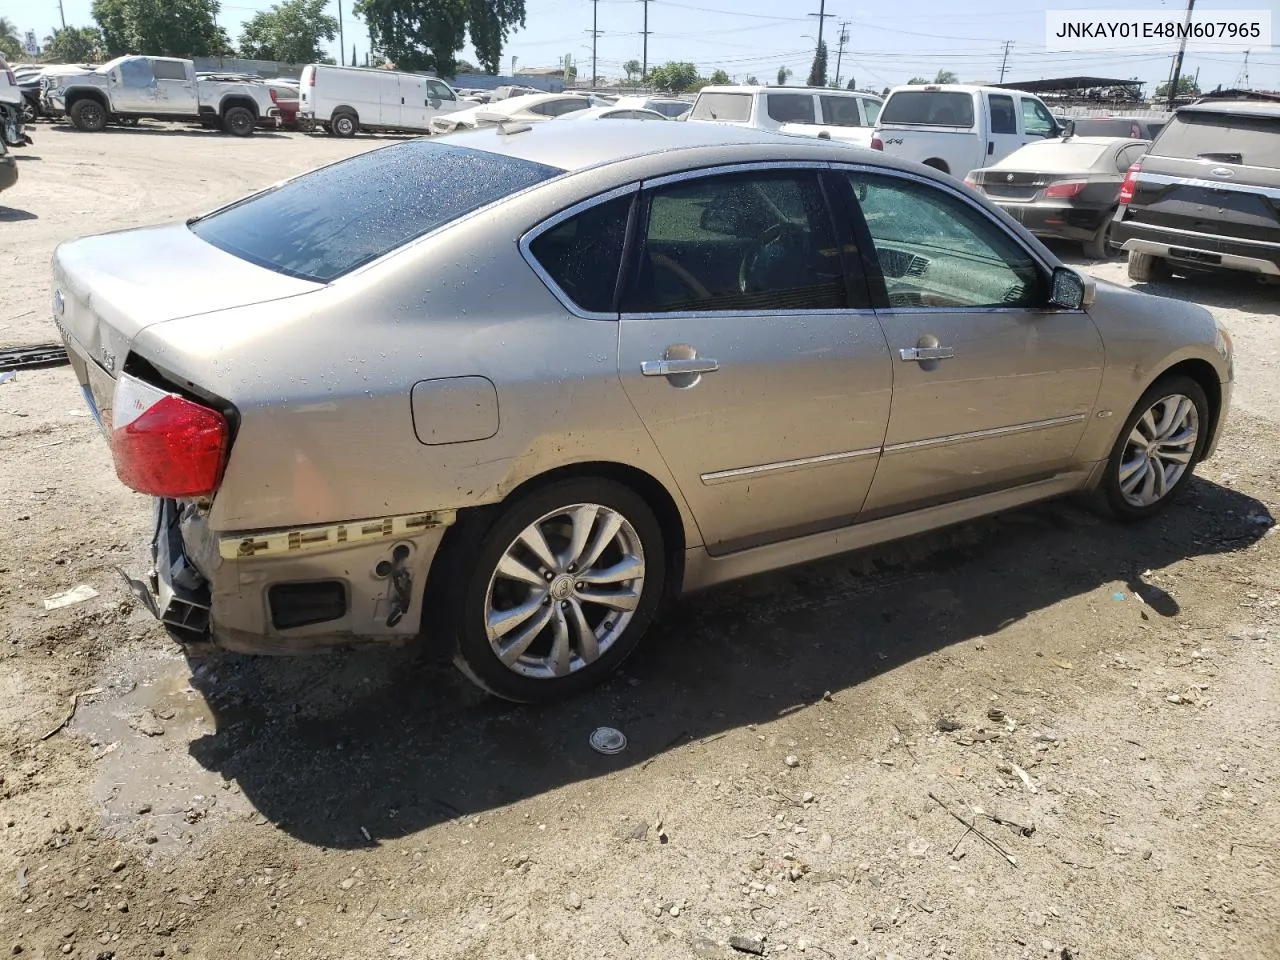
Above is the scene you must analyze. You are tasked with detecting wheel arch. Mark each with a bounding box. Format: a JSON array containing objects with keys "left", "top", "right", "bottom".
[
  {"left": 65, "top": 88, "right": 109, "bottom": 110},
  {"left": 921, "top": 157, "right": 950, "bottom": 174},
  {"left": 330, "top": 104, "right": 358, "bottom": 121},
  {"left": 219, "top": 95, "right": 260, "bottom": 118},
  {"left": 1154, "top": 358, "right": 1223, "bottom": 456}
]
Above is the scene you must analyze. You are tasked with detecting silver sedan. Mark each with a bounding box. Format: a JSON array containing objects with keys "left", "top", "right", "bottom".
[{"left": 52, "top": 121, "right": 1234, "bottom": 701}]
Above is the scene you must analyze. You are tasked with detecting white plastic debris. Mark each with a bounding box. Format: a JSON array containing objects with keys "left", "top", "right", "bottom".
[{"left": 43, "top": 584, "right": 99, "bottom": 610}]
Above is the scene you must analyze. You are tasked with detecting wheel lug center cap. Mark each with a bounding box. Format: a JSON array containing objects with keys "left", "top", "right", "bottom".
[{"left": 549, "top": 575, "right": 575, "bottom": 601}]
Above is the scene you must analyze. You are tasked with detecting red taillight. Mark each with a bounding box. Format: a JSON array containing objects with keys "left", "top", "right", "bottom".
[
  {"left": 1044, "top": 180, "right": 1087, "bottom": 199},
  {"left": 1118, "top": 161, "right": 1141, "bottom": 205},
  {"left": 111, "top": 374, "right": 229, "bottom": 498},
  {"left": 308, "top": 70, "right": 316, "bottom": 87},
  {"left": 870, "top": 135, "right": 884, "bottom": 151},
  {"left": 269, "top": 87, "right": 279, "bottom": 103}
]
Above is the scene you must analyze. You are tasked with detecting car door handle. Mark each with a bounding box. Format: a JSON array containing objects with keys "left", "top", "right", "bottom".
[
  {"left": 899, "top": 346, "right": 955, "bottom": 362},
  {"left": 641, "top": 358, "right": 720, "bottom": 377}
]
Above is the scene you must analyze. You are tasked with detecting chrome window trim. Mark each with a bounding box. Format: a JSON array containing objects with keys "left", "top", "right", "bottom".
[
  {"left": 881, "top": 413, "right": 1088, "bottom": 455},
  {"left": 641, "top": 159, "right": 832, "bottom": 191},
  {"left": 701, "top": 447, "right": 880, "bottom": 485},
  {"left": 620, "top": 306, "right": 879, "bottom": 322},
  {"left": 517, "top": 181, "right": 641, "bottom": 321},
  {"left": 1133, "top": 171, "right": 1280, "bottom": 203}
]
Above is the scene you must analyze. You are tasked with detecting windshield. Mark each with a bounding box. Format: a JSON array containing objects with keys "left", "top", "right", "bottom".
[
  {"left": 881, "top": 90, "right": 975, "bottom": 127},
  {"left": 190, "top": 141, "right": 563, "bottom": 282},
  {"left": 1153, "top": 111, "right": 1280, "bottom": 168},
  {"left": 690, "top": 92, "right": 752, "bottom": 123},
  {"left": 94, "top": 56, "right": 130, "bottom": 75}
]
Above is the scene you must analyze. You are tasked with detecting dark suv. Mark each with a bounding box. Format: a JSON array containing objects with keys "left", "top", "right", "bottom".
[{"left": 1112, "top": 101, "right": 1280, "bottom": 282}]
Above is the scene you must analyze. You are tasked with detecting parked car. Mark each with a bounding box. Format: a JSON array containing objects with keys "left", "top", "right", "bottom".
[
  {"left": 872, "top": 83, "right": 1063, "bottom": 177},
  {"left": 43, "top": 56, "right": 278, "bottom": 135},
  {"left": 687, "top": 84, "right": 883, "bottom": 147},
  {"left": 0, "top": 134, "right": 15, "bottom": 194},
  {"left": 966, "top": 136, "right": 1150, "bottom": 258},
  {"left": 0, "top": 56, "right": 29, "bottom": 145},
  {"left": 1113, "top": 100, "right": 1280, "bottom": 281},
  {"left": 1068, "top": 115, "right": 1166, "bottom": 139},
  {"left": 612, "top": 95, "right": 690, "bottom": 118},
  {"left": 555, "top": 105, "right": 668, "bottom": 121},
  {"left": 265, "top": 80, "right": 299, "bottom": 128},
  {"left": 51, "top": 123, "right": 1233, "bottom": 702},
  {"left": 429, "top": 93, "right": 591, "bottom": 134},
  {"left": 298, "top": 64, "right": 466, "bottom": 136}
]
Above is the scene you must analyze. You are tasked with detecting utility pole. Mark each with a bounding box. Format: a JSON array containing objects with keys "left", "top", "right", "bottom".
[
  {"left": 1236, "top": 49, "right": 1250, "bottom": 89},
  {"left": 337, "top": 0, "right": 345, "bottom": 65},
  {"left": 834, "top": 20, "right": 850, "bottom": 88},
  {"left": 807, "top": 0, "right": 835, "bottom": 58},
  {"left": 1166, "top": 0, "right": 1195, "bottom": 109},
  {"left": 998, "top": 40, "right": 1013, "bottom": 83},
  {"left": 590, "top": 0, "right": 599, "bottom": 88},
  {"left": 639, "top": 0, "right": 651, "bottom": 81},
  {"left": 57, "top": 0, "right": 66, "bottom": 30}
]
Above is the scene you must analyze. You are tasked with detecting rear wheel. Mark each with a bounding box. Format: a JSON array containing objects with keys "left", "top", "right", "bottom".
[
  {"left": 1127, "top": 249, "right": 1170, "bottom": 282},
  {"left": 1082, "top": 212, "right": 1115, "bottom": 260},
  {"left": 69, "top": 99, "right": 107, "bottom": 132},
  {"left": 447, "top": 478, "right": 666, "bottom": 702},
  {"left": 1099, "top": 374, "right": 1209, "bottom": 522},
  {"left": 222, "top": 106, "right": 255, "bottom": 137},
  {"left": 331, "top": 110, "right": 358, "bottom": 138}
]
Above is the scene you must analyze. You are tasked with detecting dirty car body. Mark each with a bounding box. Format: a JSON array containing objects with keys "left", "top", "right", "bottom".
[{"left": 53, "top": 122, "right": 1234, "bottom": 702}]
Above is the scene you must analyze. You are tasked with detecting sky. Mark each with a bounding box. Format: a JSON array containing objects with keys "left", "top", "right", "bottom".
[{"left": 6, "top": 0, "right": 1277, "bottom": 94}]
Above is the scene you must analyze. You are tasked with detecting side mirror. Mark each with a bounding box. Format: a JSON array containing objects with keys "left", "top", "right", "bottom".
[
  {"left": 1060, "top": 118, "right": 1075, "bottom": 139},
  {"left": 817, "top": 130, "right": 831, "bottom": 140},
  {"left": 1049, "top": 267, "right": 1091, "bottom": 310}
]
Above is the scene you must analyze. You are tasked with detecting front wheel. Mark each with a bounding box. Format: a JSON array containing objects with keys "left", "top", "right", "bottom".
[
  {"left": 69, "top": 99, "right": 107, "bottom": 132},
  {"left": 447, "top": 479, "right": 666, "bottom": 702},
  {"left": 222, "top": 106, "right": 255, "bottom": 137},
  {"left": 1099, "top": 374, "right": 1209, "bottom": 521}
]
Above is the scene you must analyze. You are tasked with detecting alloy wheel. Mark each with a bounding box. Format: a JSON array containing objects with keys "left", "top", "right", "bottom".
[
  {"left": 1118, "top": 393, "right": 1198, "bottom": 507},
  {"left": 484, "top": 502, "right": 645, "bottom": 680}
]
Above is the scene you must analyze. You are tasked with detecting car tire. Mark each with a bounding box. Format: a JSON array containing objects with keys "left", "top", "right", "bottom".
[
  {"left": 69, "top": 99, "right": 107, "bottom": 132},
  {"left": 1098, "top": 374, "right": 1209, "bottom": 523},
  {"left": 446, "top": 478, "right": 666, "bottom": 703},
  {"left": 331, "top": 111, "right": 358, "bottom": 138},
  {"left": 20, "top": 100, "right": 36, "bottom": 124},
  {"left": 1082, "top": 213, "right": 1114, "bottom": 260},
  {"left": 1127, "top": 250, "right": 1170, "bottom": 283},
  {"left": 222, "top": 106, "right": 256, "bottom": 137}
]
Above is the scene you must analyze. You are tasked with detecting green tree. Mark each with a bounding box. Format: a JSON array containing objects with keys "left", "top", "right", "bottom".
[
  {"left": 1155, "top": 75, "right": 1200, "bottom": 100},
  {"left": 745, "top": 74, "right": 758, "bottom": 85},
  {"left": 92, "top": 0, "right": 232, "bottom": 58},
  {"left": 0, "top": 17, "right": 23, "bottom": 59},
  {"left": 707, "top": 68, "right": 729, "bottom": 85},
  {"left": 622, "top": 58, "right": 641, "bottom": 82},
  {"left": 845, "top": 76, "right": 856, "bottom": 91},
  {"left": 646, "top": 60, "right": 699, "bottom": 94},
  {"left": 806, "top": 40, "right": 827, "bottom": 87},
  {"left": 238, "top": 0, "right": 337, "bottom": 63},
  {"left": 776, "top": 65, "right": 791, "bottom": 86},
  {"left": 906, "top": 76, "right": 927, "bottom": 85},
  {"left": 43, "top": 26, "right": 102, "bottom": 62},
  {"left": 356, "top": 0, "right": 523, "bottom": 77},
  {"left": 934, "top": 69, "right": 958, "bottom": 84}
]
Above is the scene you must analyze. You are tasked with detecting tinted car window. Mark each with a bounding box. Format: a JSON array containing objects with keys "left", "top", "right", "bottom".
[
  {"left": 863, "top": 99, "right": 881, "bottom": 124},
  {"left": 623, "top": 171, "right": 852, "bottom": 313},
  {"left": 1117, "top": 143, "right": 1148, "bottom": 171},
  {"left": 819, "top": 95, "right": 861, "bottom": 127},
  {"left": 191, "top": 142, "right": 562, "bottom": 283},
  {"left": 881, "top": 91, "right": 975, "bottom": 127},
  {"left": 1152, "top": 111, "right": 1280, "bottom": 167},
  {"left": 847, "top": 173, "right": 1043, "bottom": 309},
  {"left": 989, "top": 94, "right": 1016, "bottom": 134},
  {"left": 534, "top": 98, "right": 589, "bottom": 117},
  {"left": 152, "top": 60, "right": 187, "bottom": 81},
  {"left": 767, "top": 94, "right": 816, "bottom": 124},
  {"left": 690, "top": 92, "right": 751, "bottom": 122},
  {"left": 1021, "top": 97, "right": 1054, "bottom": 137},
  {"left": 529, "top": 195, "right": 632, "bottom": 314}
]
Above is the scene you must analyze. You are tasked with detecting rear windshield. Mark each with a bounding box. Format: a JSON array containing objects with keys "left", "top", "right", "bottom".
[
  {"left": 190, "top": 141, "right": 562, "bottom": 282},
  {"left": 880, "top": 91, "right": 975, "bottom": 127},
  {"left": 1152, "top": 111, "right": 1280, "bottom": 168},
  {"left": 691, "top": 92, "right": 752, "bottom": 123}
]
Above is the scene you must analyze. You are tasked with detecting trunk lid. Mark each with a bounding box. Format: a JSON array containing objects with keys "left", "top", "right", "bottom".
[{"left": 975, "top": 170, "right": 1055, "bottom": 201}]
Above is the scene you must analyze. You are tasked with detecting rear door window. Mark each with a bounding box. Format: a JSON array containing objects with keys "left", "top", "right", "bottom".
[
  {"left": 152, "top": 60, "right": 187, "bottom": 81},
  {"left": 989, "top": 94, "right": 1016, "bottom": 134},
  {"left": 691, "top": 92, "right": 751, "bottom": 122},
  {"left": 819, "top": 95, "right": 862, "bottom": 127},
  {"left": 767, "top": 94, "right": 816, "bottom": 124},
  {"left": 880, "top": 91, "right": 975, "bottom": 127},
  {"left": 528, "top": 194, "right": 633, "bottom": 314},
  {"left": 190, "top": 141, "right": 562, "bottom": 282},
  {"left": 1153, "top": 112, "right": 1280, "bottom": 167}
]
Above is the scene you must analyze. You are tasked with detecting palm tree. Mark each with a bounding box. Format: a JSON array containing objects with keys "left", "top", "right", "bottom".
[{"left": 0, "top": 17, "right": 24, "bottom": 60}]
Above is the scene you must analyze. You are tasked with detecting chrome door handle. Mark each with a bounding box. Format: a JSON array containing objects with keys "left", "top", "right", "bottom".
[
  {"left": 899, "top": 346, "right": 955, "bottom": 362},
  {"left": 641, "top": 358, "right": 720, "bottom": 377}
]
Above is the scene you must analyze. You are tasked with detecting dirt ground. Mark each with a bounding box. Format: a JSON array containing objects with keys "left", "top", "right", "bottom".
[{"left": 2, "top": 122, "right": 1278, "bottom": 960}]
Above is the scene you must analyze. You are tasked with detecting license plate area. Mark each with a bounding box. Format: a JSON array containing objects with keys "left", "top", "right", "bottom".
[{"left": 1169, "top": 247, "right": 1222, "bottom": 265}]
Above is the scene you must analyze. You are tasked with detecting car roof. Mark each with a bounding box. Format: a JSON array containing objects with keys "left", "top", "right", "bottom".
[
  {"left": 886, "top": 84, "right": 1000, "bottom": 95},
  {"left": 438, "top": 117, "right": 890, "bottom": 173},
  {"left": 696, "top": 84, "right": 874, "bottom": 98},
  {"left": 1178, "top": 100, "right": 1280, "bottom": 119},
  {"left": 1030, "top": 135, "right": 1148, "bottom": 146}
]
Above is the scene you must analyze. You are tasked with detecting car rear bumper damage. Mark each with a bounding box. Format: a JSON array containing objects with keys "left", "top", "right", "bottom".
[
  {"left": 1114, "top": 222, "right": 1280, "bottom": 276},
  {"left": 130, "top": 499, "right": 456, "bottom": 655}
]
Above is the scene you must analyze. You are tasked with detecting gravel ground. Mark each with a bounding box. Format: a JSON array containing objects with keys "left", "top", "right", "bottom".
[{"left": 2, "top": 122, "right": 1278, "bottom": 960}]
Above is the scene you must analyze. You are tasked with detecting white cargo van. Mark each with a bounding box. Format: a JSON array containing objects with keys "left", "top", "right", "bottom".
[
  {"left": 298, "top": 64, "right": 467, "bottom": 137},
  {"left": 871, "top": 84, "right": 1062, "bottom": 177},
  {"left": 687, "top": 85, "right": 883, "bottom": 148}
]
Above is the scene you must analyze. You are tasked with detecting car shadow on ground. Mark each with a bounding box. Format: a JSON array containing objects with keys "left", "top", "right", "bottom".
[
  {"left": 46, "top": 125, "right": 292, "bottom": 140},
  {"left": 187, "top": 480, "right": 1270, "bottom": 849},
  {"left": 0, "top": 206, "right": 37, "bottom": 221},
  {"left": 1126, "top": 275, "right": 1278, "bottom": 314}
]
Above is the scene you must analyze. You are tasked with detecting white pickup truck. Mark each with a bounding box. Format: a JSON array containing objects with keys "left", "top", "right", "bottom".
[
  {"left": 871, "top": 84, "right": 1063, "bottom": 178},
  {"left": 43, "top": 55, "right": 278, "bottom": 136}
]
